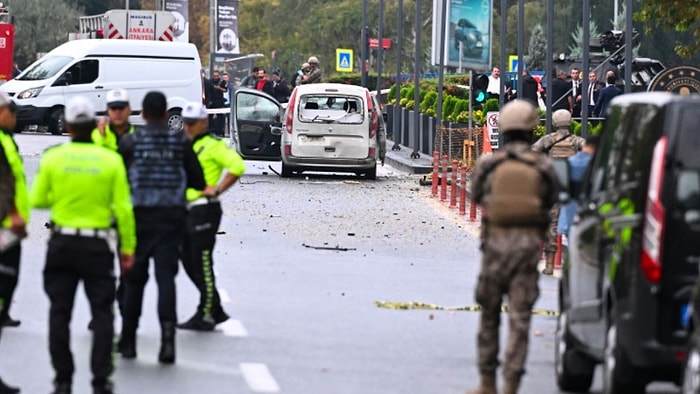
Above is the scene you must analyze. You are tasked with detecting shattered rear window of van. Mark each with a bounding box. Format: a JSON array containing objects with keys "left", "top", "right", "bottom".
[{"left": 298, "top": 95, "right": 364, "bottom": 124}]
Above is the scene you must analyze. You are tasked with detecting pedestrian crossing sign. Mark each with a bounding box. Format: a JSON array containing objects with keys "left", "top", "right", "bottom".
[{"left": 336, "top": 49, "right": 353, "bottom": 72}]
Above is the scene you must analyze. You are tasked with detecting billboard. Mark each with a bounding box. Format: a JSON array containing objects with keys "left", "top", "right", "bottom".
[
  {"left": 216, "top": 0, "right": 240, "bottom": 54},
  {"left": 164, "top": 0, "right": 189, "bottom": 43},
  {"left": 431, "top": 0, "right": 493, "bottom": 71}
]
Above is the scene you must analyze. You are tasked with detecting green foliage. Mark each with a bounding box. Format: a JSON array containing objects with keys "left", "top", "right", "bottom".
[
  {"left": 637, "top": 0, "right": 700, "bottom": 57},
  {"left": 443, "top": 96, "right": 456, "bottom": 122},
  {"left": 420, "top": 91, "right": 437, "bottom": 113},
  {"left": 482, "top": 99, "right": 500, "bottom": 113},
  {"left": 567, "top": 21, "right": 601, "bottom": 58},
  {"left": 12, "top": 0, "right": 83, "bottom": 67},
  {"left": 526, "top": 24, "right": 546, "bottom": 71}
]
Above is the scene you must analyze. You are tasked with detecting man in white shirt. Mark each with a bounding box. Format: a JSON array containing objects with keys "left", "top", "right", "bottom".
[{"left": 487, "top": 66, "right": 501, "bottom": 100}]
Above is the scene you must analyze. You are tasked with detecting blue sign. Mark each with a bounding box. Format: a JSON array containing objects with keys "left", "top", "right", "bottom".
[{"left": 336, "top": 48, "right": 353, "bottom": 72}]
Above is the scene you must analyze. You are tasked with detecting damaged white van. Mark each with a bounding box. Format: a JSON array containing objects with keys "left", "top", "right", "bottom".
[{"left": 279, "top": 83, "right": 385, "bottom": 179}]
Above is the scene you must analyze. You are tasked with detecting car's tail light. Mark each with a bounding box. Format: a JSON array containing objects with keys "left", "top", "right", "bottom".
[
  {"left": 285, "top": 89, "right": 297, "bottom": 134},
  {"left": 366, "top": 90, "right": 378, "bottom": 139},
  {"left": 284, "top": 145, "right": 292, "bottom": 155},
  {"left": 641, "top": 136, "right": 667, "bottom": 283},
  {"left": 368, "top": 147, "right": 376, "bottom": 158}
]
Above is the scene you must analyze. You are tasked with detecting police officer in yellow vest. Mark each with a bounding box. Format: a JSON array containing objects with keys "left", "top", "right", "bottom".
[
  {"left": 177, "top": 102, "right": 245, "bottom": 331},
  {"left": 92, "top": 89, "right": 135, "bottom": 150},
  {"left": 469, "top": 100, "right": 559, "bottom": 394},
  {"left": 0, "top": 91, "right": 24, "bottom": 394},
  {"left": 31, "top": 96, "right": 136, "bottom": 394}
]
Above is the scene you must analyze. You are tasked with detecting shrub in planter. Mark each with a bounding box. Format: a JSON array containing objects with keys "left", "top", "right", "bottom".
[
  {"left": 420, "top": 91, "right": 438, "bottom": 113},
  {"left": 482, "top": 98, "right": 500, "bottom": 113}
]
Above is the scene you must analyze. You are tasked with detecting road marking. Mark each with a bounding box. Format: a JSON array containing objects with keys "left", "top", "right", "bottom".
[
  {"left": 219, "top": 319, "right": 249, "bottom": 337},
  {"left": 219, "top": 287, "right": 231, "bottom": 303},
  {"left": 240, "top": 363, "right": 280, "bottom": 393}
]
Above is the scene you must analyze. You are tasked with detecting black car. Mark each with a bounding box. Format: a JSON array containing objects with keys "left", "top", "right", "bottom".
[
  {"left": 556, "top": 92, "right": 700, "bottom": 393},
  {"left": 454, "top": 18, "right": 484, "bottom": 58}
]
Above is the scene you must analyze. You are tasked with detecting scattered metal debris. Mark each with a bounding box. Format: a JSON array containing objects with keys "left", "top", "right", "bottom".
[{"left": 302, "top": 243, "right": 357, "bottom": 251}]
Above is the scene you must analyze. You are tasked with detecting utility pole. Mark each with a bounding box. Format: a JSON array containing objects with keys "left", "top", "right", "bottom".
[
  {"left": 391, "top": 0, "right": 403, "bottom": 151},
  {"left": 377, "top": 0, "right": 384, "bottom": 92},
  {"left": 209, "top": 0, "right": 216, "bottom": 75},
  {"left": 411, "top": 0, "right": 421, "bottom": 158},
  {"left": 361, "top": 0, "right": 368, "bottom": 88}
]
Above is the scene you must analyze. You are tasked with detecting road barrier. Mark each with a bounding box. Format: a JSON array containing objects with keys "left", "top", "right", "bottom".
[{"left": 429, "top": 152, "right": 480, "bottom": 221}]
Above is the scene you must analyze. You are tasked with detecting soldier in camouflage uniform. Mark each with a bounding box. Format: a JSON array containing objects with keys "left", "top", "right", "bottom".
[
  {"left": 301, "top": 56, "right": 322, "bottom": 84},
  {"left": 531, "top": 109, "right": 585, "bottom": 274},
  {"left": 469, "top": 100, "right": 559, "bottom": 394}
]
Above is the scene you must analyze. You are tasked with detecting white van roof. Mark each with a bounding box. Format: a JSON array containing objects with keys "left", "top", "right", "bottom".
[{"left": 47, "top": 39, "right": 199, "bottom": 59}]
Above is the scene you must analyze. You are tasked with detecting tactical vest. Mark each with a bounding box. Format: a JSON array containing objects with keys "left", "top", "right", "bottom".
[
  {"left": 128, "top": 129, "right": 188, "bottom": 208},
  {"left": 487, "top": 151, "right": 549, "bottom": 226},
  {"left": 547, "top": 134, "right": 578, "bottom": 159}
]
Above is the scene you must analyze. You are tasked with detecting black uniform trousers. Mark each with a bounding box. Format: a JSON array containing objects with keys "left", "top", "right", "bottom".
[
  {"left": 43, "top": 235, "right": 115, "bottom": 386},
  {"left": 182, "top": 201, "right": 224, "bottom": 317},
  {"left": 0, "top": 243, "right": 20, "bottom": 322},
  {"left": 122, "top": 208, "right": 184, "bottom": 328}
]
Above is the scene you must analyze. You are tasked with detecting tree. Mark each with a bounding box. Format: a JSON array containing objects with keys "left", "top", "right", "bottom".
[
  {"left": 567, "top": 20, "right": 600, "bottom": 58},
  {"left": 12, "top": 0, "right": 82, "bottom": 67},
  {"left": 637, "top": 0, "right": 700, "bottom": 57},
  {"left": 525, "top": 23, "right": 546, "bottom": 71}
]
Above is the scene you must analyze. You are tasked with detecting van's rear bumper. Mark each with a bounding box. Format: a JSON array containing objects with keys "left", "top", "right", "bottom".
[
  {"left": 283, "top": 155, "right": 376, "bottom": 170},
  {"left": 14, "top": 104, "right": 49, "bottom": 125}
]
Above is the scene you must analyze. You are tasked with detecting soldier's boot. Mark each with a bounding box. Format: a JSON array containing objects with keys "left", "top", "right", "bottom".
[
  {"left": 502, "top": 379, "right": 520, "bottom": 394},
  {"left": 542, "top": 253, "right": 555, "bottom": 275},
  {"left": 465, "top": 375, "right": 497, "bottom": 394},
  {"left": 158, "top": 321, "right": 176, "bottom": 364},
  {"left": 117, "top": 321, "right": 137, "bottom": 359}
]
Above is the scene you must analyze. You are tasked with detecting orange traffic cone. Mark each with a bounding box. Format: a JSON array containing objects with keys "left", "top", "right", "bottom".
[{"left": 481, "top": 125, "right": 493, "bottom": 156}]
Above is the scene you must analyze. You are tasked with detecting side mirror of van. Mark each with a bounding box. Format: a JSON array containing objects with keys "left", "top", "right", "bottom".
[{"left": 551, "top": 158, "right": 571, "bottom": 203}]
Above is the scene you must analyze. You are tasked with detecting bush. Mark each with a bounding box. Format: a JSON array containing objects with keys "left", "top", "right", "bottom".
[
  {"left": 420, "top": 91, "right": 438, "bottom": 113},
  {"left": 482, "top": 98, "right": 500, "bottom": 113}
]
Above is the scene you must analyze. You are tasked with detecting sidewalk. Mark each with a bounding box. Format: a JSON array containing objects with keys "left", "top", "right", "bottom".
[{"left": 383, "top": 144, "right": 433, "bottom": 174}]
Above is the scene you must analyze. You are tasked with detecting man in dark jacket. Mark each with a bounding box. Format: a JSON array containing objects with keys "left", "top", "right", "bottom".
[
  {"left": 271, "top": 71, "right": 291, "bottom": 103},
  {"left": 519, "top": 70, "right": 539, "bottom": 107},
  {"left": 117, "top": 91, "right": 206, "bottom": 365},
  {"left": 548, "top": 69, "right": 571, "bottom": 112},
  {"left": 593, "top": 75, "right": 622, "bottom": 118}
]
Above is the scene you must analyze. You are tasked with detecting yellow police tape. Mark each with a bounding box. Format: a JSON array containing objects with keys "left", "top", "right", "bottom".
[{"left": 374, "top": 301, "right": 559, "bottom": 316}]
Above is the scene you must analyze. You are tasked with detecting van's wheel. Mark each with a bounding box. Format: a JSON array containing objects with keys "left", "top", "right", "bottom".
[
  {"left": 555, "top": 311, "right": 594, "bottom": 392},
  {"left": 167, "top": 109, "right": 183, "bottom": 132},
  {"left": 281, "top": 163, "right": 294, "bottom": 178},
  {"left": 603, "top": 320, "right": 646, "bottom": 394},
  {"left": 47, "top": 107, "right": 65, "bottom": 135},
  {"left": 683, "top": 341, "right": 700, "bottom": 394}
]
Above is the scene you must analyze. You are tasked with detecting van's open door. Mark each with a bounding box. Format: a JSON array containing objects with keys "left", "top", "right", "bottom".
[{"left": 230, "top": 88, "right": 283, "bottom": 161}]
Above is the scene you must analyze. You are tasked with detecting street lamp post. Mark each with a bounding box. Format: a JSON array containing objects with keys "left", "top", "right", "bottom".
[
  {"left": 361, "top": 0, "right": 368, "bottom": 88},
  {"left": 411, "top": 0, "right": 421, "bottom": 158},
  {"left": 392, "top": 0, "right": 403, "bottom": 151},
  {"left": 377, "top": 0, "right": 384, "bottom": 92}
]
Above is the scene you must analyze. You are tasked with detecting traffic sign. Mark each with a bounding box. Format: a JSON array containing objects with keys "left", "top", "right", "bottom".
[
  {"left": 336, "top": 48, "right": 353, "bottom": 73},
  {"left": 508, "top": 55, "right": 518, "bottom": 72}
]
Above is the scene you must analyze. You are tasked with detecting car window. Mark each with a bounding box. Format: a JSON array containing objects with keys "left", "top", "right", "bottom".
[
  {"left": 676, "top": 170, "right": 700, "bottom": 225},
  {"left": 236, "top": 92, "right": 279, "bottom": 122},
  {"left": 298, "top": 95, "right": 364, "bottom": 124},
  {"left": 65, "top": 60, "right": 99, "bottom": 85},
  {"left": 588, "top": 108, "right": 620, "bottom": 196},
  {"left": 18, "top": 56, "right": 73, "bottom": 81},
  {"left": 617, "top": 104, "right": 662, "bottom": 186},
  {"left": 676, "top": 106, "right": 700, "bottom": 168}
]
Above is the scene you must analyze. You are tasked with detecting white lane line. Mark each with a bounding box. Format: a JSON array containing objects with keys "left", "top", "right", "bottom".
[
  {"left": 240, "top": 363, "right": 280, "bottom": 393},
  {"left": 219, "top": 319, "right": 249, "bottom": 337},
  {"left": 218, "top": 287, "right": 231, "bottom": 303}
]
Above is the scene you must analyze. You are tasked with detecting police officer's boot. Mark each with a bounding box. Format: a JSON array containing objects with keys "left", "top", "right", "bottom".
[
  {"left": 158, "top": 321, "right": 176, "bottom": 364},
  {"left": 466, "top": 375, "right": 496, "bottom": 394},
  {"left": 117, "top": 322, "right": 137, "bottom": 359},
  {"left": 542, "top": 253, "right": 555, "bottom": 275},
  {"left": 502, "top": 379, "right": 520, "bottom": 394}
]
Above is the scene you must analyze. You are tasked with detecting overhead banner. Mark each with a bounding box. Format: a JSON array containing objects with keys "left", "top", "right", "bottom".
[
  {"left": 216, "top": 0, "right": 240, "bottom": 54},
  {"left": 164, "top": 0, "right": 189, "bottom": 43},
  {"left": 431, "top": 0, "right": 493, "bottom": 71}
]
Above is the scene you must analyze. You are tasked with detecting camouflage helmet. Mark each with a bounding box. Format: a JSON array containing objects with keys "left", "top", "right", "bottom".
[
  {"left": 301, "top": 62, "right": 310, "bottom": 69},
  {"left": 498, "top": 99, "right": 539, "bottom": 133},
  {"left": 307, "top": 56, "right": 319, "bottom": 65},
  {"left": 552, "top": 109, "right": 572, "bottom": 129}
]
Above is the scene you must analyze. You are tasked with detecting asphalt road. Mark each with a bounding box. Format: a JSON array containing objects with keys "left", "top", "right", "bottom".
[{"left": 0, "top": 133, "right": 680, "bottom": 393}]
